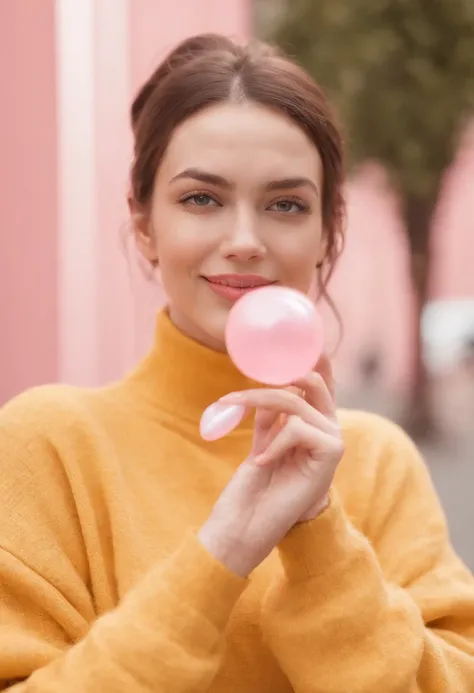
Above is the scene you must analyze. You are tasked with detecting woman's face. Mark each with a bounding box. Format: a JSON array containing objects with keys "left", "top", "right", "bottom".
[{"left": 134, "top": 102, "right": 325, "bottom": 350}]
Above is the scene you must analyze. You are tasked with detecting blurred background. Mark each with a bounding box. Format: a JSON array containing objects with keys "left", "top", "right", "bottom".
[{"left": 1, "top": 0, "right": 473, "bottom": 567}]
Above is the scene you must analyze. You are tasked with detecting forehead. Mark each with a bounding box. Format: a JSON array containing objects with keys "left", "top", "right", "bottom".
[{"left": 158, "top": 102, "right": 322, "bottom": 184}]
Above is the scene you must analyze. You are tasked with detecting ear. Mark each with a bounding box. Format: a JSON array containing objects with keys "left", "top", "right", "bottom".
[{"left": 128, "top": 193, "right": 158, "bottom": 264}]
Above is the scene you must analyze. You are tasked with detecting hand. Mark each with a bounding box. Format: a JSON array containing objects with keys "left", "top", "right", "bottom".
[{"left": 198, "top": 357, "right": 344, "bottom": 577}]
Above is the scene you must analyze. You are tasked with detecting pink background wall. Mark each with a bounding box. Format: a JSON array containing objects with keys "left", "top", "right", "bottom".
[
  {"left": 0, "top": 0, "right": 58, "bottom": 403},
  {"left": 1, "top": 0, "right": 473, "bottom": 403}
]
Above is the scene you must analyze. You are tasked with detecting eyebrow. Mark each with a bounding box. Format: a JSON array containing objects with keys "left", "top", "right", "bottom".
[{"left": 169, "top": 167, "right": 319, "bottom": 195}]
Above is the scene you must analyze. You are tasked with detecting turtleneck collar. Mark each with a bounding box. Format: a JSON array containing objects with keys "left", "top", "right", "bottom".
[{"left": 125, "top": 309, "right": 262, "bottom": 429}]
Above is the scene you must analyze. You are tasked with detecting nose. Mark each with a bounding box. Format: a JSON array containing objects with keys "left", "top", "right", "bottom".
[{"left": 220, "top": 209, "right": 265, "bottom": 261}]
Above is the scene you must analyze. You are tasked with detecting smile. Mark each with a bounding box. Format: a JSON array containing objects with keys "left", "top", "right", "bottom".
[{"left": 203, "top": 274, "right": 277, "bottom": 302}]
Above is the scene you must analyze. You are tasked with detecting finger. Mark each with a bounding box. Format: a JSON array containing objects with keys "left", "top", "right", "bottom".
[
  {"left": 252, "top": 385, "right": 302, "bottom": 454},
  {"left": 292, "top": 369, "right": 336, "bottom": 419},
  {"left": 253, "top": 407, "right": 278, "bottom": 455},
  {"left": 254, "top": 407, "right": 277, "bottom": 432},
  {"left": 254, "top": 416, "right": 340, "bottom": 469},
  {"left": 254, "top": 384, "right": 300, "bottom": 432},
  {"left": 220, "top": 388, "right": 331, "bottom": 431}
]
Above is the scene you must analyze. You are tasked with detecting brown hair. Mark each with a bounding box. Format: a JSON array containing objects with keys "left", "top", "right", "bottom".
[{"left": 130, "top": 33, "right": 346, "bottom": 313}]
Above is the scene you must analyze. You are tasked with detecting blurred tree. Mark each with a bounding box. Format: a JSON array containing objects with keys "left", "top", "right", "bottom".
[{"left": 256, "top": 0, "right": 474, "bottom": 437}]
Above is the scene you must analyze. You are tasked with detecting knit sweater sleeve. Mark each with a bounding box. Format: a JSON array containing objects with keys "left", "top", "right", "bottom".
[
  {"left": 0, "top": 395, "right": 246, "bottom": 691},
  {"left": 260, "top": 413, "right": 474, "bottom": 693}
]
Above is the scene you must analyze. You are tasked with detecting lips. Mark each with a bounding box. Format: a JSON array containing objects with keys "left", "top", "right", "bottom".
[
  {"left": 206, "top": 275, "right": 273, "bottom": 288},
  {"left": 203, "top": 274, "right": 276, "bottom": 301}
]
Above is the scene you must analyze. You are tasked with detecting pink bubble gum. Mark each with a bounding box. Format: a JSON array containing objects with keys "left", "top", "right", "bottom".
[
  {"left": 226, "top": 285, "right": 324, "bottom": 385},
  {"left": 199, "top": 286, "right": 324, "bottom": 441}
]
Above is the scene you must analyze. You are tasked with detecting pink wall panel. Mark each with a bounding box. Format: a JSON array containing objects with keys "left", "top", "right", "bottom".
[{"left": 0, "top": 0, "right": 58, "bottom": 402}]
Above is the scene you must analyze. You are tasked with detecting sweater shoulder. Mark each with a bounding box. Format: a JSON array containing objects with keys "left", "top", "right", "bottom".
[
  {"left": 1, "top": 383, "right": 103, "bottom": 437},
  {"left": 338, "top": 408, "right": 416, "bottom": 453},
  {"left": 2, "top": 383, "right": 93, "bottom": 414},
  {"left": 0, "top": 384, "right": 118, "bottom": 534},
  {"left": 338, "top": 407, "right": 424, "bottom": 477},
  {"left": 0, "top": 385, "right": 110, "bottom": 583},
  {"left": 335, "top": 409, "right": 428, "bottom": 525}
]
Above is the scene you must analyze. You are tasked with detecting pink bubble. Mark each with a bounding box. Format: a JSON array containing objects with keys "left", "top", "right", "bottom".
[
  {"left": 199, "top": 286, "right": 325, "bottom": 441},
  {"left": 225, "top": 285, "right": 324, "bottom": 385}
]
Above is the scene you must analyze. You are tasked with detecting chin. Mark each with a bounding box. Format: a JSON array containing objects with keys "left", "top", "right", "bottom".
[
  {"left": 168, "top": 287, "right": 229, "bottom": 351},
  {"left": 197, "top": 309, "right": 229, "bottom": 352}
]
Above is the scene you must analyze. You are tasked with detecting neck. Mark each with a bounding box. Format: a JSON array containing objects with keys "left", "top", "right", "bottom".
[
  {"left": 125, "top": 308, "right": 262, "bottom": 428},
  {"left": 167, "top": 304, "right": 227, "bottom": 353}
]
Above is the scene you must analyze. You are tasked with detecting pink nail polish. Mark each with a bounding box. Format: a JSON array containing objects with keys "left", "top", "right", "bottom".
[{"left": 199, "top": 402, "right": 246, "bottom": 441}]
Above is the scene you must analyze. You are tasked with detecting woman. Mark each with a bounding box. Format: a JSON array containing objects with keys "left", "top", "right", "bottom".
[{"left": 0, "top": 33, "right": 473, "bottom": 693}]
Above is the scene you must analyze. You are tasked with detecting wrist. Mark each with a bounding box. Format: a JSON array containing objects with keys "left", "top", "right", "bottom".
[
  {"left": 198, "top": 521, "right": 255, "bottom": 578},
  {"left": 297, "top": 493, "right": 330, "bottom": 523}
]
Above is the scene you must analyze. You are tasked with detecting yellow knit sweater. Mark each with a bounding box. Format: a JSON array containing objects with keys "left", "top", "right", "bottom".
[{"left": 0, "top": 311, "right": 473, "bottom": 692}]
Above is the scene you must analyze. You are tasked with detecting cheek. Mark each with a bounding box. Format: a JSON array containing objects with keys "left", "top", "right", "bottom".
[
  {"left": 153, "top": 210, "right": 216, "bottom": 273},
  {"left": 156, "top": 237, "right": 201, "bottom": 306},
  {"left": 271, "top": 227, "right": 322, "bottom": 267},
  {"left": 270, "top": 226, "right": 322, "bottom": 292}
]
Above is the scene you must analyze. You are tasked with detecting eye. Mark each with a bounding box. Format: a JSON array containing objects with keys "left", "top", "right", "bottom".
[
  {"left": 180, "top": 192, "right": 221, "bottom": 207},
  {"left": 267, "top": 198, "right": 309, "bottom": 214}
]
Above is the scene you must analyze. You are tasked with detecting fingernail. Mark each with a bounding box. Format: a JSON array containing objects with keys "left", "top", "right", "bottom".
[
  {"left": 200, "top": 402, "right": 245, "bottom": 441},
  {"left": 253, "top": 453, "right": 267, "bottom": 465}
]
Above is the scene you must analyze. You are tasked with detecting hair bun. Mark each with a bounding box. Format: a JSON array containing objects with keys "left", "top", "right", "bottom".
[
  {"left": 166, "top": 33, "right": 241, "bottom": 62},
  {"left": 131, "top": 34, "right": 242, "bottom": 131}
]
